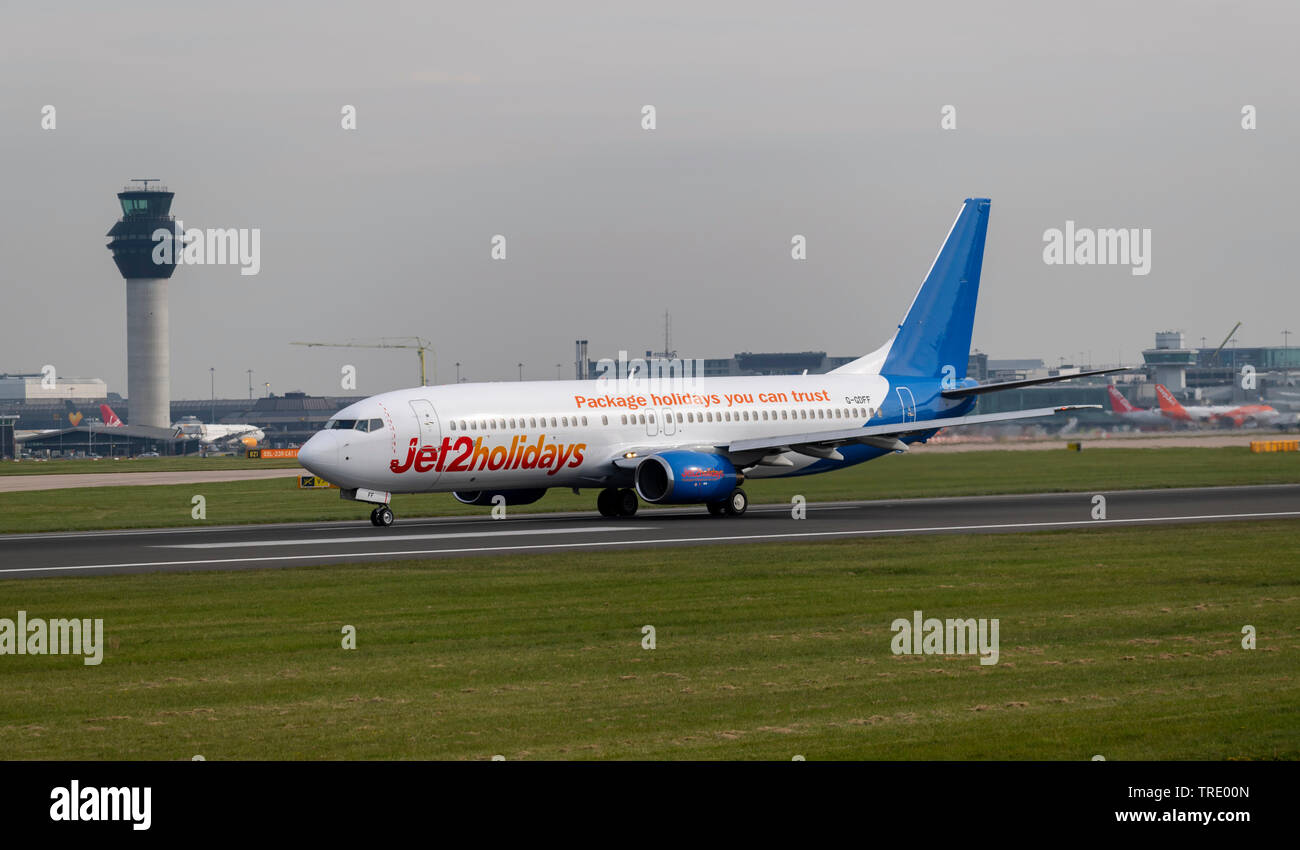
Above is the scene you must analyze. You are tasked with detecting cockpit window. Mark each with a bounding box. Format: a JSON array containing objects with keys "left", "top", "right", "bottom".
[
  {"left": 365, "top": 418, "right": 383, "bottom": 431},
  {"left": 328, "top": 419, "right": 357, "bottom": 430}
]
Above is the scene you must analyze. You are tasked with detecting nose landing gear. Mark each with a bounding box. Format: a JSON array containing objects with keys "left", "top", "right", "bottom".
[{"left": 369, "top": 505, "right": 395, "bottom": 527}]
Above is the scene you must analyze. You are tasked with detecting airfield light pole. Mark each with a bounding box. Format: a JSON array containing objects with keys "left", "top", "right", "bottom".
[
  {"left": 517, "top": 363, "right": 523, "bottom": 381},
  {"left": 247, "top": 369, "right": 253, "bottom": 400},
  {"left": 1285, "top": 330, "right": 1292, "bottom": 386},
  {"left": 210, "top": 367, "right": 215, "bottom": 423},
  {"left": 455, "top": 362, "right": 461, "bottom": 383}
]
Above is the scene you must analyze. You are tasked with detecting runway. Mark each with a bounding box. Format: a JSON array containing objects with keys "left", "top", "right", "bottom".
[{"left": 2, "top": 483, "right": 1298, "bottom": 579}]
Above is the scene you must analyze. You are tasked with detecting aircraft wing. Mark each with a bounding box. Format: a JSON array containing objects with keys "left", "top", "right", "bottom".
[
  {"left": 602, "top": 405, "right": 1099, "bottom": 472},
  {"left": 725, "top": 405, "right": 1100, "bottom": 456}
]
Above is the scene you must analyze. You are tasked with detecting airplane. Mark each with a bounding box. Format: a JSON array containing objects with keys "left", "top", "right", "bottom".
[
  {"left": 298, "top": 197, "right": 1123, "bottom": 527},
  {"left": 1105, "top": 385, "right": 1166, "bottom": 428},
  {"left": 172, "top": 416, "right": 265, "bottom": 448},
  {"left": 100, "top": 402, "right": 263, "bottom": 446},
  {"left": 1154, "top": 384, "right": 1279, "bottom": 427},
  {"left": 63, "top": 399, "right": 94, "bottom": 427}
]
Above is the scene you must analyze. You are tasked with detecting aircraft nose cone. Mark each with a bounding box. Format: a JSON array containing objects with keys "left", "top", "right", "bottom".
[{"left": 298, "top": 432, "right": 339, "bottom": 480}]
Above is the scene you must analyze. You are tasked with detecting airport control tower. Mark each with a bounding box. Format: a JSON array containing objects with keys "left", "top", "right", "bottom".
[{"left": 106, "top": 180, "right": 180, "bottom": 429}]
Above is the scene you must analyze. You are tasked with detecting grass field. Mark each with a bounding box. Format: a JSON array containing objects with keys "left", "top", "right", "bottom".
[
  {"left": 0, "top": 521, "right": 1295, "bottom": 760},
  {"left": 0, "top": 446, "right": 1296, "bottom": 534}
]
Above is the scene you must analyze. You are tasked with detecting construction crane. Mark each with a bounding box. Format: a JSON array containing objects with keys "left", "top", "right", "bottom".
[
  {"left": 1207, "top": 322, "right": 1242, "bottom": 367},
  {"left": 291, "top": 338, "right": 435, "bottom": 386}
]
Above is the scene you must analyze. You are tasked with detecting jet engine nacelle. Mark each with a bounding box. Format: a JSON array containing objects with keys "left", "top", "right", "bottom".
[
  {"left": 634, "top": 451, "right": 738, "bottom": 504},
  {"left": 452, "top": 489, "right": 548, "bottom": 506}
]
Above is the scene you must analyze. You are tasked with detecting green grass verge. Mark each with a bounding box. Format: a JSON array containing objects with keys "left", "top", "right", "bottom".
[
  {"left": 0, "top": 521, "right": 1295, "bottom": 759},
  {"left": 0, "top": 447, "right": 1297, "bottom": 534}
]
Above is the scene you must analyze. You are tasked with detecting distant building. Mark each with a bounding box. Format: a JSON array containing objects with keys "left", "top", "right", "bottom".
[
  {"left": 986, "top": 359, "right": 1045, "bottom": 382},
  {"left": 585, "top": 351, "right": 858, "bottom": 379},
  {"left": 1142, "top": 331, "right": 1197, "bottom": 390},
  {"left": 0, "top": 414, "right": 16, "bottom": 458},
  {"left": 0, "top": 375, "right": 108, "bottom": 401}
]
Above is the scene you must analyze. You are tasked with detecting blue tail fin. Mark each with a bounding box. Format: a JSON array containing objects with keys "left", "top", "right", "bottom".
[{"left": 879, "top": 198, "right": 990, "bottom": 379}]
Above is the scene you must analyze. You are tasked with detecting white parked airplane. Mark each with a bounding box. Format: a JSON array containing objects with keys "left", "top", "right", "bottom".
[
  {"left": 299, "top": 198, "right": 1118, "bottom": 526},
  {"left": 172, "top": 416, "right": 265, "bottom": 448}
]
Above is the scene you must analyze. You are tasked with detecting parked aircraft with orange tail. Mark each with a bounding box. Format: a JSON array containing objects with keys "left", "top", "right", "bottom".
[
  {"left": 1105, "top": 385, "right": 1166, "bottom": 427},
  {"left": 1154, "top": 384, "right": 1279, "bottom": 427}
]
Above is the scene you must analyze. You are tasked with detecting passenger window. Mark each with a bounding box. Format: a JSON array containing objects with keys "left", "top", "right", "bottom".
[
  {"left": 601, "top": 415, "right": 608, "bottom": 425},
  {"left": 649, "top": 413, "right": 655, "bottom": 424},
  {"left": 621, "top": 415, "right": 628, "bottom": 425},
  {"left": 562, "top": 416, "right": 568, "bottom": 427},
  {"left": 509, "top": 418, "right": 516, "bottom": 428},
  {"left": 550, "top": 417, "right": 557, "bottom": 427},
  {"left": 582, "top": 416, "right": 588, "bottom": 426}
]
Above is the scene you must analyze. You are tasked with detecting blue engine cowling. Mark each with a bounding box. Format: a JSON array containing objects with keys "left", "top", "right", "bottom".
[
  {"left": 634, "top": 451, "right": 738, "bottom": 504},
  {"left": 453, "top": 489, "right": 548, "bottom": 506}
]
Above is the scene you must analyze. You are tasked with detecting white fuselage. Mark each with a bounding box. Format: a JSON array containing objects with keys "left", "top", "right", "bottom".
[
  {"left": 175, "top": 420, "right": 265, "bottom": 446},
  {"left": 298, "top": 373, "right": 922, "bottom": 496}
]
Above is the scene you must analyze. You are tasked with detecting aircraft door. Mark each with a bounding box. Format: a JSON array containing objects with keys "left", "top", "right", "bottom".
[
  {"left": 408, "top": 398, "right": 443, "bottom": 487},
  {"left": 896, "top": 386, "right": 917, "bottom": 423},
  {"left": 645, "top": 410, "right": 657, "bottom": 436}
]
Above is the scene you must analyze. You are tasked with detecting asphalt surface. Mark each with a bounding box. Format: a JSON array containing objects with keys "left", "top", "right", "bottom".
[{"left": 1, "top": 484, "right": 1297, "bottom": 579}]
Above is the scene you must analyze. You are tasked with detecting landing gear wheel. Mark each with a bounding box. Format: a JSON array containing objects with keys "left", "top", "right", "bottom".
[
  {"left": 597, "top": 488, "right": 620, "bottom": 517},
  {"left": 616, "top": 488, "right": 639, "bottom": 517},
  {"left": 370, "top": 505, "right": 394, "bottom": 527},
  {"left": 706, "top": 501, "right": 726, "bottom": 517},
  {"left": 723, "top": 487, "right": 748, "bottom": 517}
]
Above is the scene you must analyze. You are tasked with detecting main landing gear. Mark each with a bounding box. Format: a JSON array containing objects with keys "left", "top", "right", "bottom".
[
  {"left": 595, "top": 487, "right": 749, "bottom": 518},
  {"left": 597, "top": 488, "right": 639, "bottom": 518},
  {"left": 706, "top": 487, "right": 748, "bottom": 517},
  {"left": 369, "top": 505, "right": 395, "bottom": 527}
]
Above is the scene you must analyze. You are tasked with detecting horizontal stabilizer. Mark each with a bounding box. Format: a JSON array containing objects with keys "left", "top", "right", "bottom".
[{"left": 941, "top": 367, "right": 1127, "bottom": 398}]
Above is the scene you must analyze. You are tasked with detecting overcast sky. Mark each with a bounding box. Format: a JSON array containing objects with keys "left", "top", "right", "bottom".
[{"left": 1, "top": 1, "right": 1295, "bottom": 399}]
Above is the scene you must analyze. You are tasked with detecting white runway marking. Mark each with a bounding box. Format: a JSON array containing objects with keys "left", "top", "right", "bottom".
[
  {"left": 5, "top": 509, "right": 1299, "bottom": 575},
  {"left": 162, "top": 526, "right": 649, "bottom": 549}
]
